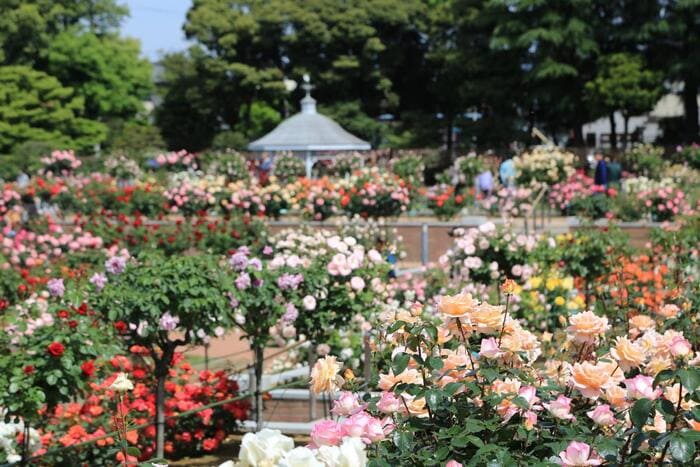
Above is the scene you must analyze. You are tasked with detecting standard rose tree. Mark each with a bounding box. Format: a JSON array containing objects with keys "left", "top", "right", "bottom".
[
  {"left": 91, "top": 252, "right": 234, "bottom": 459},
  {"left": 0, "top": 279, "right": 118, "bottom": 463}
]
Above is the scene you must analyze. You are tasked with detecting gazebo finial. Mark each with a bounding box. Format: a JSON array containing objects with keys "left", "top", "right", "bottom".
[{"left": 300, "top": 74, "right": 317, "bottom": 115}]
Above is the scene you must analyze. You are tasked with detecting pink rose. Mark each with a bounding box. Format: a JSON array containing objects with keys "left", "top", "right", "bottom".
[
  {"left": 310, "top": 419, "right": 343, "bottom": 447},
  {"left": 479, "top": 337, "right": 503, "bottom": 359},
  {"left": 586, "top": 404, "right": 617, "bottom": 426},
  {"left": 669, "top": 335, "right": 692, "bottom": 358},
  {"left": 445, "top": 461, "right": 463, "bottom": 467},
  {"left": 331, "top": 391, "right": 364, "bottom": 417},
  {"left": 543, "top": 394, "right": 574, "bottom": 421},
  {"left": 350, "top": 276, "right": 365, "bottom": 291},
  {"left": 364, "top": 416, "right": 386, "bottom": 442},
  {"left": 558, "top": 441, "right": 602, "bottom": 466},
  {"left": 377, "top": 391, "right": 401, "bottom": 414},
  {"left": 625, "top": 375, "right": 661, "bottom": 400},
  {"left": 340, "top": 411, "right": 373, "bottom": 439}
]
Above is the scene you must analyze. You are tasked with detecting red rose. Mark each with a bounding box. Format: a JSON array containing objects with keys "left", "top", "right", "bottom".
[
  {"left": 47, "top": 342, "right": 65, "bottom": 357},
  {"left": 0, "top": 299, "right": 8, "bottom": 310},
  {"left": 114, "top": 321, "right": 127, "bottom": 333},
  {"left": 57, "top": 309, "right": 70, "bottom": 319},
  {"left": 18, "top": 284, "right": 27, "bottom": 295},
  {"left": 81, "top": 360, "right": 95, "bottom": 377},
  {"left": 68, "top": 320, "right": 78, "bottom": 329},
  {"left": 24, "top": 365, "right": 35, "bottom": 375},
  {"left": 202, "top": 438, "right": 218, "bottom": 451}
]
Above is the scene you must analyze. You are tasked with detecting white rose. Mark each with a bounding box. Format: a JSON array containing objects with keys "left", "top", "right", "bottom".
[
  {"left": 303, "top": 295, "right": 317, "bottom": 311},
  {"left": 237, "top": 429, "right": 294, "bottom": 466},
  {"left": 278, "top": 447, "right": 324, "bottom": 467},
  {"left": 110, "top": 372, "right": 134, "bottom": 392},
  {"left": 337, "top": 437, "right": 367, "bottom": 467}
]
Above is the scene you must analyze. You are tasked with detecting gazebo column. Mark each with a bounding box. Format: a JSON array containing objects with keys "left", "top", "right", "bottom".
[{"left": 304, "top": 151, "right": 314, "bottom": 178}]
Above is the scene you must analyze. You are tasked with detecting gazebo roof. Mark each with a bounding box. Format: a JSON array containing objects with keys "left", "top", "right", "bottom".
[{"left": 248, "top": 86, "right": 371, "bottom": 152}]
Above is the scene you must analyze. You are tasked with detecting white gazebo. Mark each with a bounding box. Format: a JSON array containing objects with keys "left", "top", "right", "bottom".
[{"left": 248, "top": 76, "right": 371, "bottom": 177}]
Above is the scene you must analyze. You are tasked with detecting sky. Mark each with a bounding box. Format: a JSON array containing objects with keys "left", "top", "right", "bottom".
[{"left": 122, "top": 0, "right": 193, "bottom": 61}]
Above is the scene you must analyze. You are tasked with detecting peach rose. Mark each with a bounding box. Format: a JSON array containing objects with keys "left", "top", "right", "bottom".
[
  {"left": 471, "top": 302, "right": 505, "bottom": 334},
  {"left": 570, "top": 362, "right": 613, "bottom": 399},
  {"left": 645, "top": 356, "right": 673, "bottom": 377},
  {"left": 628, "top": 314, "right": 656, "bottom": 338},
  {"left": 610, "top": 337, "right": 647, "bottom": 371},
  {"left": 657, "top": 303, "right": 680, "bottom": 318},
  {"left": 603, "top": 385, "right": 628, "bottom": 409},
  {"left": 438, "top": 293, "right": 478, "bottom": 318},
  {"left": 310, "top": 355, "right": 344, "bottom": 394},
  {"left": 567, "top": 311, "right": 609, "bottom": 344}
]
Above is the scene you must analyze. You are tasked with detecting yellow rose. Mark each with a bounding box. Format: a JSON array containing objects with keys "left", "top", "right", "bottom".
[
  {"left": 545, "top": 277, "right": 559, "bottom": 291},
  {"left": 529, "top": 277, "right": 543, "bottom": 289},
  {"left": 554, "top": 296, "right": 566, "bottom": 306}
]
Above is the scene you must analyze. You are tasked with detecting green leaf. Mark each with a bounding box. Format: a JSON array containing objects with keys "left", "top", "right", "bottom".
[
  {"left": 653, "top": 369, "right": 675, "bottom": 387},
  {"left": 631, "top": 398, "right": 653, "bottom": 427},
  {"left": 658, "top": 399, "right": 676, "bottom": 423},
  {"left": 677, "top": 369, "right": 700, "bottom": 392},
  {"left": 427, "top": 356, "right": 444, "bottom": 370},
  {"left": 46, "top": 374, "right": 58, "bottom": 386},
  {"left": 126, "top": 446, "right": 141, "bottom": 456},
  {"left": 392, "top": 353, "right": 410, "bottom": 375},
  {"left": 668, "top": 433, "right": 695, "bottom": 462}
]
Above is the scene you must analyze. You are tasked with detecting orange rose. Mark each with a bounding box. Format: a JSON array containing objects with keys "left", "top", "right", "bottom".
[{"left": 438, "top": 293, "right": 478, "bottom": 318}]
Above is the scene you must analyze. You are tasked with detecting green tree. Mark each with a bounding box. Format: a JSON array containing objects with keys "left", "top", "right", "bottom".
[
  {"left": 651, "top": 0, "right": 700, "bottom": 142},
  {"left": 44, "top": 30, "right": 152, "bottom": 120},
  {"left": 155, "top": 49, "right": 224, "bottom": 151},
  {"left": 0, "top": 0, "right": 129, "bottom": 65},
  {"left": 585, "top": 53, "right": 662, "bottom": 148},
  {"left": 489, "top": 0, "right": 600, "bottom": 144},
  {"left": 0, "top": 66, "right": 107, "bottom": 153}
]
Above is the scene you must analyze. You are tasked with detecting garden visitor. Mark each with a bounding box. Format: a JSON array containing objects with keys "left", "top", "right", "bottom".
[
  {"left": 499, "top": 156, "right": 516, "bottom": 188},
  {"left": 607, "top": 156, "right": 621, "bottom": 186},
  {"left": 474, "top": 167, "right": 494, "bottom": 199},
  {"left": 593, "top": 151, "right": 608, "bottom": 189}
]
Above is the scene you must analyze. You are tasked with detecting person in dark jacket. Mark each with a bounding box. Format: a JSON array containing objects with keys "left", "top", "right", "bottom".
[{"left": 594, "top": 151, "right": 608, "bottom": 188}]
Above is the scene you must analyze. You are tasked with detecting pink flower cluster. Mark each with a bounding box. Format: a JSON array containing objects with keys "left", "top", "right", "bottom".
[
  {"left": 163, "top": 182, "right": 215, "bottom": 214},
  {"left": 1, "top": 186, "right": 21, "bottom": 215},
  {"left": 548, "top": 174, "right": 595, "bottom": 212},
  {"left": 41, "top": 150, "right": 82, "bottom": 174},
  {"left": 154, "top": 150, "right": 198, "bottom": 170},
  {"left": 638, "top": 186, "right": 690, "bottom": 220},
  {"left": 309, "top": 392, "right": 393, "bottom": 447},
  {"left": 1, "top": 223, "right": 103, "bottom": 267}
]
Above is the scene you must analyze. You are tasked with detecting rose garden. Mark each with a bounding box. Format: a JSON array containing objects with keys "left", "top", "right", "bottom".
[{"left": 0, "top": 143, "right": 698, "bottom": 467}]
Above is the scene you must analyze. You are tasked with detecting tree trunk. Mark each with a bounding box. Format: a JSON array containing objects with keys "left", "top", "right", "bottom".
[
  {"left": 445, "top": 112, "right": 455, "bottom": 163},
  {"left": 154, "top": 346, "right": 174, "bottom": 459},
  {"left": 623, "top": 115, "right": 629, "bottom": 149},
  {"left": 609, "top": 114, "right": 617, "bottom": 150},
  {"left": 155, "top": 370, "right": 166, "bottom": 459},
  {"left": 682, "top": 76, "right": 699, "bottom": 142},
  {"left": 308, "top": 343, "right": 317, "bottom": 421},
  {"left": 254, "top": 343, "right": 264, "bottom": 431}
]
